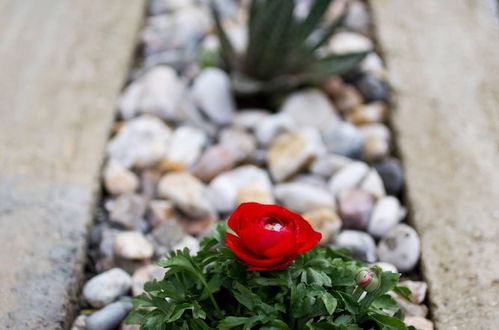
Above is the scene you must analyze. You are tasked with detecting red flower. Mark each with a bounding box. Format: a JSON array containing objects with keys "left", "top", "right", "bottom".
[{"left": 225, "top": 202, "right": 322, "bottom": 271}]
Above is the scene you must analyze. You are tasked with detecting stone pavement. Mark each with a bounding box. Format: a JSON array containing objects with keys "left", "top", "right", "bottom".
[
  {"left": 371, "top": 0, "right": 499, "bottom": 328},
  {"left": 0, "top": 0, "right": 145, "bottom": 328}
]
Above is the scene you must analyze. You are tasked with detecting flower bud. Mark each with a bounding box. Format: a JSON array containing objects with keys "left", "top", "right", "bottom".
[{"left": 355, "top": 268, "right": 380, "bottom": 292}]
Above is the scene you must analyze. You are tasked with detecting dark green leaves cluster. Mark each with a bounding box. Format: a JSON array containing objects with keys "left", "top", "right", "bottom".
[
  {"left": 126, "top": 223, "right": 414, "bottom": 329},
  {"left": 210, "top": 0, "right": 367, "bottom": 95}
]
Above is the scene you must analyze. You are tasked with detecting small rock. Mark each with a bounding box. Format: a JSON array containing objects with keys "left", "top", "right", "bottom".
[
  {"left": 268, "top": 128, "right": 325, "bottom": 182},
  {"left": 403, "top": 316, "right": 434, "bottom": 330},
  {"left": 142, "top": 7, "right": 210, "bottom": 54},
  {"left": 103, "top": 160, "right": 139, "bottom": 195},
  {"left": 281, "top": 89, "right": 340, "bottom": 132},
  {"left": 148, "top": 0, "right": 195, "bottom": 15},
  {"left": 322, "top": 121, "right": 365, "bottom": 158},
  {"left": 368, "top": 196, "right": 402, "bottom": 238},
  {"left": 361, "top": 124, "right": 391, "bottom": 162},
  {"left": 148, "top": 199, "right": 176, "bottom": 227},
  {"left": 191, "top": 67, "right": 235, "bottom": 125},
  {"left": 374, "top": 158, "right": 404, "bottom": 195},
  {"left": 255, "top": 113, "right": 296, "bottom": 146},
  {"left": 309, "top": 154, "right": 353, "bottom": 178},
  {"left": 120, "top": 324, "right": 141, "bottom": 330},
  {"left": 193, "top": 144, "right": 236, "bottom": 182},
  {"left": 378, "top": 224, "right": 421, "bottom": 272},
  {"left": 328, "top": 161, "right": 369, "bottom": 196},
  {"left": 114, "top": 231, "right": 154, "bottom": 260},
  {"left": 97, "top": 228, "right": 121, "bottom": 271},
  {"left": 152, "top": 220, "right": 185, "bottom": 253},
  {"left": 361, "top": 53, "right": 387, "bottom": 80},
  {"left": 86, "top": 301, "right": 133, "bottom": 330},
  {"left": 83, "top": 268, "right": 132, "bottom": 308},
  {"left": 334, "top": 230, "right": 377, "bottom": 263},
  {"left": 107, "top": 115, "right": 171, "bottom": 168},
  {"left": 329, "top": 31, "right": 373, "bottom": 54},
  {"left": 274, "top": 182, "right": 335, "bottom": 213},
  {"left": 236, "top": 181, "right": 275, "bottom": 205},
  {"left": 347, "top": 102, "right": 387, "bottom": 125},
  {"left": 132, "top": 264, "right": 167, "bottom": 296},
  {"left": 372, "top": 262, "right": 398, "bottom": 273},
  {"left": 140, "top": 169, "right": 162, "bottom": 200},
  {"left": 293, "top": 174, "right": 329, "bottom": 189},
  {"left": 389, "top": 292, "right": 429, "bottom": 318},
  {"left": 354, "top": 72, "right": 389, "bottom": 102},
  {"left": 119, "top": 66, "right": 188, "bottom": 121},
  {"left": 71, "top": 314, "right": 87, "bottom": 330},
  {"left": 208, "top": 165, "right": 273, "bottom": 213},
  {"left": 360, "top": 169, "right": 386, "bottom": 198},
  {"left": 158, "top": 172, "right": 215, "bottom": 219},
  {"left": 302, "top": 208, "right": 342, "bottom": 244},
  {"left": 232, "top": 109, "right": 271, "bottom": 131},
  {"left": 178, "top": 217, "right": 213, "bottom": 236},
  {"left": 338, "top": 188, "right": 375, "bottom": 230},
  {"left": 399, "top": 280, "right": 428, "bottom": 304},
  {"left": 322, "top": 78, "right": 364, "bottom": 114},
  {"left": 344, "top": 0, "right": 371, "bottom": 34},
  {"left": 219, "top": 127, "right": 257, "bottom": 162},
  {"left": 164, "top": 126, "right": 207, "bottom": 168},
  {"left": 106, "top": 194, "right": 147, "bottom": 230},
  {"left": 172, "top": 235, "right": 200, "bottom": 254}
]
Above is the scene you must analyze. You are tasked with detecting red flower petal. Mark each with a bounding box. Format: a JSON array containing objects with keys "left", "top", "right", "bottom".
[{"left": 225, "top": 233, "right": 286, "bottom": 267}]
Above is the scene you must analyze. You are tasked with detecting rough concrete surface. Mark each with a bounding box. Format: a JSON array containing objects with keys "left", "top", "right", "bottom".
[
  {"left": 0, "top": 0, "right": 145, "bottom": 328},
  {"left": 371, "top": 0, "right": 499, "bottom": 329}
]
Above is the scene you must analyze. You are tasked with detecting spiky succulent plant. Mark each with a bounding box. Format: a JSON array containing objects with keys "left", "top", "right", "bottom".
[{"left": 210, "top": 0, "right": 367, "bottom": 96}]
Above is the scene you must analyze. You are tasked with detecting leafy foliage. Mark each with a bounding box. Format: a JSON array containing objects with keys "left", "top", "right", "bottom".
[
  {"left": 210, "top": 0, "right": 367, "bottom": 95},
  {"left": 126, "top": 222, "right": 415, "bottom": 329}
]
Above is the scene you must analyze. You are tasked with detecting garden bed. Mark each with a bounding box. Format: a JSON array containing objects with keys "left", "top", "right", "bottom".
[{"left": 72, "top": 0, "right": 434, "bottom": 329}]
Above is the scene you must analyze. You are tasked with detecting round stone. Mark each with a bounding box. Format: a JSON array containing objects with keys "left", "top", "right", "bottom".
[
  {"left": 302, "top": 208, "right": 342, "bottom": 244},
  {"left": 368, "top": 196, "right": 403, "bottom": 238},
  {"left": 193, "top": 144, "right": 236, "bottom": 182},
  {"left": 85, "top": 301, "right": 133, "bottom": 330},
  {"left": 374, "top": 158, "right": 405, "bottom": 195},
  {"left": 354, "top": 73, "right": 389, "bottom": 102},
  {"left": 114, "top": 231, "right": 154, "bottom": 260},
  {"left": 274, "top": 182, "right": 335, "bottom": 214},
  {"left": 83, "top": 268, "right": 131, "bottom": 308},
  {"left": 132, "top": 264, "right": 167, "bottom": 296},
  {"left": 338, "top": 188, "right": 375, "bottom": 230},
  {"left": 328, "top": 161, "right": 369, "bottom": 197},
  {"left": 334, "top": 230, "right": 377, "bottom": 263},
  {"left": 378, "top": 224, "right": 421, "bottom": 272},
  {"left": 103, "top": 160, "right": 139, "bottom": 195},
  {"left": 322, "top": 121, "right": 365, "bottom": 158}
]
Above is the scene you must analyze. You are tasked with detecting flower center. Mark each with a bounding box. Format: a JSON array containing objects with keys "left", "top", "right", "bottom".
[{"left": 262, "top": 217, "right": 284, "bottom": 231}]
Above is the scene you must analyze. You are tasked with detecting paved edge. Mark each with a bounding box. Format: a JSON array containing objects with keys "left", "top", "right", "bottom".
[
  {"left": 370, "top": 0, "right": 499, "bottom": 328},
  {"left": 0, "top": 0, "right": 146, "bottom": 328}
]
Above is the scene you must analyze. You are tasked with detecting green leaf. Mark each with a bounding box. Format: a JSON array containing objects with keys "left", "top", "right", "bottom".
[
  {"left": 372, "top": 295, "right": 399, "bottom": 310},
  {"left": 218, "top": 316, "right": 249, "bottom": 330},
  {"left": 368, "top": 311, "right": 412, "bottom": 330},
  {"left": 393, "top": 285, "right": 413, "bottom": 302},
  {"left": 320, "top": 292, "right": 338, "bottom": 315},
  {"left": 233, "top": 282, "right": 262, "bottom": 311}
]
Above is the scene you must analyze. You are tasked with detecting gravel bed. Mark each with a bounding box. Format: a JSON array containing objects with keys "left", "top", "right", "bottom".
[{"left": 73, "top": 1, "right": 432, "bottom": 329}]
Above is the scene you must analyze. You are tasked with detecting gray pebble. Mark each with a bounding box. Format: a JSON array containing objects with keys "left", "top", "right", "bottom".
[
  {"left": 86, "top": 301, "right": 133, "bottom": 330},
  {"left": 374, "top": 158, "right": 404, "bottom": 195},
  {"left": 378, "top": 224, "right": 421, "bottom": 272},
  {"left": 334, "top": 230, "right": 377, "bottom": 263},
  {"left": 322, "top": 121, "right": 365, "bottom": 158},
  {"left": 338, "top": 188, "right": 375, "bottom": 230},
  {"left": 83, "top": 268, "right": 131, "bottom": 308}
]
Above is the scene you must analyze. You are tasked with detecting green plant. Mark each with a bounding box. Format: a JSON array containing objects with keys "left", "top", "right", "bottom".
[
  {"left": 210, "top": 0, "right": 367, "bottom": 96},
  {"left": 126, "top": 222, "right": 415, "bottom": 329}
]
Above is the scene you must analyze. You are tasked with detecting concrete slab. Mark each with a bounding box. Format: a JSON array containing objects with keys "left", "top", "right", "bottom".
[
  {"left": 0, "top": 0, "right": 145, "bottom": 328},
  {"left": 370, "top": 0, "right": 499, "bottom": 328}
]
